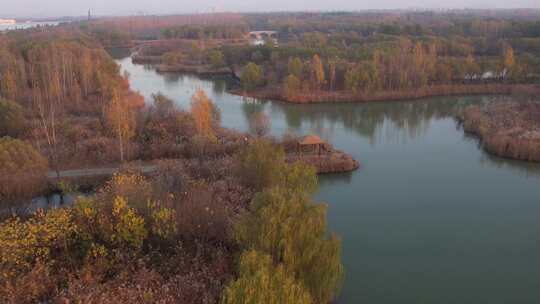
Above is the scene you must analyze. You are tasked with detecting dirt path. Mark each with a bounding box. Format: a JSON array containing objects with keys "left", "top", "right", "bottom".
[{"left": 47, "top": 165, "right": 158, "bottom": 179}]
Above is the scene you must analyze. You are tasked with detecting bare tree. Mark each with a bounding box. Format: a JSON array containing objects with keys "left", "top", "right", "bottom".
[{"left": 249, "top": 112, "right": 270, "bottom": 138}]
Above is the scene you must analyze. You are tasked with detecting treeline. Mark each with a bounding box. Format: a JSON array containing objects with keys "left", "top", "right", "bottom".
[
  {"left": 0, "top": 29, "right": 144, "bottom": 171},
  {"left": 161, "top": 24, "right": 248, "bottom": 40},
  {"left": 0, "top": 31, "right": 123, "bottom": 106},
  {"left": 235, "top": 41, "right": 526, "bottom": 98},
  {"left": 90, "top": 13, "right": 247, "bottom": 40}
]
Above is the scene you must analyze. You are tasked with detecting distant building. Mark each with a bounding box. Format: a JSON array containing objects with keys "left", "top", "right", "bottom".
[
  {"left": 297, "top": 135, "right": 329, "bottom": 155},
  {"left": 0, "top": 19, "right": 16, "bottom": 25},
  {"left": 246, "top": 31, "right": 278, "bottom": 46}
]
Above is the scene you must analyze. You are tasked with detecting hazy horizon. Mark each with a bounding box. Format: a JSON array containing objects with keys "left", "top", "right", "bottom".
[{"left": 2, "top": 0, "right": 540, "bottom": 19}]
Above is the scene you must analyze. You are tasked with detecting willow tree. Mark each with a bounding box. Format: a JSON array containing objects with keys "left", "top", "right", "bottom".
[
  {"left": 222, "top": 250, "right": 313, "bottom": 304},
  {"left": 287, "top": 57, "right": 304, "bottom": 79},
  {"left": 234, "top": 146, "right": 343, "bottom": 303},
  {"left": 241, "top": 62, "right": 263, "bottom": 91}
]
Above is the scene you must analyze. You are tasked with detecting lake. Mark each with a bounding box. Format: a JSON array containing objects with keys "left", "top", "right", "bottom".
[{"left": 116, "top": 55, "right": 540, "bottom": 304}]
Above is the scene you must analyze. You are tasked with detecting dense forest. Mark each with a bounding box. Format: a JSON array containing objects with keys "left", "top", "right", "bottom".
[{"left": 113, "top": 11, "right": 540, "bottom": 102}]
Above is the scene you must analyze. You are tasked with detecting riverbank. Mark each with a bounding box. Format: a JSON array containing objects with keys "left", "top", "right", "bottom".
[
  {"left": 231, "top": 83, "right": 540, "bottom": 104},
  {"left": 156, "top": 64, "right": 233, "bottom": 76},
  {"left": 286, "top": 150, "right": 360, "bottom": 174},
  {"left": 459, "top": 101, "right": 540, "bottom": 162},
  {"left": 132, "top": 58, "right": 540, "bottom": 104}
]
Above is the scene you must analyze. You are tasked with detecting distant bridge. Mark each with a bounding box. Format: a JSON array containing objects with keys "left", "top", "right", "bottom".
[{"left": 246, "top": 31, "right": 278, "bottom": 40}]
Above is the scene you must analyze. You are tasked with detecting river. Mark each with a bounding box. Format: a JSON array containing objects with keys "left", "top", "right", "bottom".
[{"left": 116, "top": 54, "right": 540, "bottom": 304}]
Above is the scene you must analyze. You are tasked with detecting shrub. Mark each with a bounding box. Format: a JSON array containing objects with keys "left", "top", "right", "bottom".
[
  {"left": 0, "top": 137, "right": 48, "bottom": 204},
  {"left": 0, "top": 208, "right": 77, "bottom": 281},
  {"left": 162, "top": 51, "right": 183, "bottom": 65},
  {"left": 99, "top": 172, "right": 154, "bottom": 214},
  {"left": 175, "top": 180, "right": 230, "bottom": 243},
  {"left": 240, "top": 62, "right": 263, "bottom": 91},
  {"left": 0, "top": 99, "right": 26, "bottom": 137},
  {"left": 236, "top": 139, "right": 285, "bottom": 191}
]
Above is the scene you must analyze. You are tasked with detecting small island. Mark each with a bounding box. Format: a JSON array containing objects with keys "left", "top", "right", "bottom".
[
  {"left": 285, "top": 135, "right": 359, "bottom": 173},
  {"left": 460, "top": 102, "right": 540, "bottom": 162}
]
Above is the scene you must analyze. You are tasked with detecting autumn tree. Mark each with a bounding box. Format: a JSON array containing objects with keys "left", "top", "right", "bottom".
[
  {"left": 151, "top": 93, "right": 176, "bottom": 118},
  {"left": 310, "top": 54, "right": 325, "bottom": 90},
  {"left": 287, "top": 57, "right": 304, "bottom": 79},
  {"left": 503, "top": 45, "right": 517, "bottom": 80},
  {"left": 248, "top": 112, "right": 271, "bottom": 137},
  {"left": 0, "top": 99, "right": 26, "bottom": 137},
  {"left": 328, "top": 58, "right": 337, "bottom": 90},
  {"left": 191, "top": 89, "right": 218, "bottom": 141},
  {"left": 412, "top": 42, "right": 428, "bottom": 88},
  {"left": 283, "top": 74, "right": 302, "bottom": 99},
  {"left": 208, "top": 50, "right": 225, "bottom": 68},
  {"left": 0, "top": 70, "right": 18, "bottom": 101},
  {"left": 345, "top": 64, "right": 373, "bottom": 94},
  {"left": 236, "top": 139, "right": 286, "bottom": 191},
  {"left": 465, "top": 54, "right": 481, "bottom": 79},
  {"left": 162, "top": 51, "right": 183, "bottom": 66},
  {"left": 241, "top": 62, "right": 263, "bottom": 91},
  {"left": 0, "top": 137, "right": 48, "bottom": 205},
  {"left": 345, "top": 66, "right": 360, "bottom": 93},
  {"left": 222, "top": 250, "right": 313, "bottom": 304},
  {"left": 105, "top": 90, "right": 136, "bottom": 162},
  {"left": 233, "top": 158, "right": 343, "bottom": 303}
]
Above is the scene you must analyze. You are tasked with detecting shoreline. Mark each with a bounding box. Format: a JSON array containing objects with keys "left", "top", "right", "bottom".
[
  {"left": 129, "top": 58, "right": 540, "bottom": 105},
  {"left": 459, "top": 102, "right": 540, "bottom": 163},
  {"left": 230, "top": 83, "right": 540, "bottom": 104}
]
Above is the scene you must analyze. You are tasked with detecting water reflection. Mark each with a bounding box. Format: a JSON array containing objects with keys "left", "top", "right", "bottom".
[
  {"left": 114, "top": 53, "right": 540, "bottom": 304},
  {"left": 1, "top": 193, "right": 82, "bottom": 219},
  {"left": 272, "top": 96, "right": 493, "bottom": 145},
  {"left": 115, "top": 52, "right": 539, "bottom": 176}
]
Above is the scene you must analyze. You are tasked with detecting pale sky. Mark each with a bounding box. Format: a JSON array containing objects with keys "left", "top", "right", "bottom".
[{"left": 2, "top": 0, "right": 540, "bottom": 18}]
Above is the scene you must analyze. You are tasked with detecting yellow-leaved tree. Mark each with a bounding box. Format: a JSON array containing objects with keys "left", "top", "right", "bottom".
[
  {"left": 222, "top": 250, "right": 313, "bottom": 304},
  {"left": 310, "top": 54, "right": 325, "bottom": 90},
  {"left": 190, "top": 89, "right": 217, "bottom": 141},
  {"left": 229, "top": 140, "right": 344, "bottom": 304},
  {"left": 105, "top": 90, "right": 135, "bottom": 162}
]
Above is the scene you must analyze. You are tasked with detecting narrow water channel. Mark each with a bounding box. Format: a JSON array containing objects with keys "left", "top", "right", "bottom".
[{"left": 117, "top": 54, "right": 540, "bottom": 304}]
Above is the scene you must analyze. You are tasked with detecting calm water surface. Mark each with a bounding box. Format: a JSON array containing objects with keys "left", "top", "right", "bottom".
[{"left": 117, "top": 55, "right": 540, "bottom": 304}]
